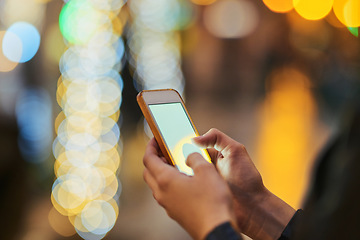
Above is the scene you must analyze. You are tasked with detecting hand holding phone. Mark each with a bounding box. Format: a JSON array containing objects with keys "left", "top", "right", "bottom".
[{"left": 137, "top": 89, "right": 211, "bottom": 175}]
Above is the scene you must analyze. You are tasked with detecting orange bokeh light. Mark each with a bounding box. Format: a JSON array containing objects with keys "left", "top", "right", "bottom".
[
  {"left": 263, "top": 0, "right": 294, "bottom": 13},
  {"left": 333, "top": 0, "right": 360, "bottom": 27},
  {"left": 293, "top": 0, "right": 333, "bottom": 20},
  {"left": 191, "top": 0, "right": 217, "bottom": 6},
  {"left": 256, "top": 67, "right": 316, "bottom": 208}
]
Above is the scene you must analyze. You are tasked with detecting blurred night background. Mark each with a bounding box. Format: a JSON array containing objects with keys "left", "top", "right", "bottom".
[{"left": 0, "top": 0, "right": 359, "bottom": 239}]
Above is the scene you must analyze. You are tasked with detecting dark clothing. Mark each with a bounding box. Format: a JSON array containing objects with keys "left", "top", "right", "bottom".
[
  {"left": 278, "top": 210, "right": 303, "bottom": 240},
  {"left": 205, "top": 222, "right": 242, "bottom": 240}
]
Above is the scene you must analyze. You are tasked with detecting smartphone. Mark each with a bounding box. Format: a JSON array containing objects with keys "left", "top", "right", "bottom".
[{"left": 137, "top": 89, "right": 211, "bottom": 175}]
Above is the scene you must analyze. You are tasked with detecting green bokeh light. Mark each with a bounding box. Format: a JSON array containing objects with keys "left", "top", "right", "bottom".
[
  {"left": 348, "top": 27, "right": 359, "bottom": 38},
  {"left": 59, "top": 0, "right": 104, "bottom": 45}
]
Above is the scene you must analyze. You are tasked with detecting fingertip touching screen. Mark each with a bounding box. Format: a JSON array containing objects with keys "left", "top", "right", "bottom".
[{"left": 149, "top": 102, "right": 211, "bottom": 175}]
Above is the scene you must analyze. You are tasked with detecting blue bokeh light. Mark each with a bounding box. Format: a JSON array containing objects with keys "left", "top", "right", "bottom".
[
  {"left": 2, "top": 22, "right": 41, "bottom": 63},
  {"left": 16, "top": 88, "right": 52, "bottom": 163}
]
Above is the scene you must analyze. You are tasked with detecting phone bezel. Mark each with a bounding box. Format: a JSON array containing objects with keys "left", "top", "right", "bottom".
[{"left": 138, "top": 89, "right": 183, "bottom": 105}]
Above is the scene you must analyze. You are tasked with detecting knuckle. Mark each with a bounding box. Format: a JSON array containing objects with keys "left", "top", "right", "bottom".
[
  {"left": 209, "top": 128, "right": 219, "bottom": 135},
  {"left": 237, "top": 142, "right": 246, "bottom": 150},
  {"left": 233, "top": 142, "right": 246, "bottom": 153}
]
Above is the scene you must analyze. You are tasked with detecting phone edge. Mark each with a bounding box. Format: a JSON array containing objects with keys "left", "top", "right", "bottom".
[{"left": 136, "top": 90, "right": 175, "bottom": 166}]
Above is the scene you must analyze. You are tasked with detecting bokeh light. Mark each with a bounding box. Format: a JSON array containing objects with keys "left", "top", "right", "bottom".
[
  {"left": 16, "top": 88, "right": 52, "bottom": 163},
  {"left": 2, "top": 22, "right": 41, "bottom": 63},
  {"left": 263, "top": 0, "right": 293, "bottom": 13},
  {"left": 1, "top": 30, "right": 22, "bottom": 63},
  {"left": 262, "top": 0, "right": 360, "bottom": 36},
  {"left": 59, "top": 0, "right": 109, "bottom": 45},
  {"left": 190, "top": 0, "right": 217, "bottom": 6},
  {"left": 77, "top": 200, "right": 118, "bottom": 236},
  {"left": 203, "top": 0, "right": 259, "bottom": 39},
  {"left": 333, "top": 0, "right": 360, "bottom": 27},
  {"left": 257, "top": 67, "right": 316, "bottom": 208},
  {"left": 128, "top": 0, "right": 191, "bottom": 94},
  {"left": 0, "top": 31, "right": 19, "bottom": 72},
  {"left": 52, "top": 0, "right": 125, "bottom": 238},
  {"left": 130, "top": 0, "right": 191, "bottom": 32},
  {"left": 0, "top": 0, "right": 358, "bottom": 239},
  {"left": 293, "top": 0, "right": 333, "bottom": 20},
  {"left": 326, "top": 9, "right": 346, "bottom": 28},
  {"left": 348, "top": 26, "right": 359, "bottom": 37}
]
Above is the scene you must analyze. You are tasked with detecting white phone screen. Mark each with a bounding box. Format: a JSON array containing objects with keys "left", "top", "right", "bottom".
[{"left": 149, "top": 102, "right": 211, "bottom": 175}]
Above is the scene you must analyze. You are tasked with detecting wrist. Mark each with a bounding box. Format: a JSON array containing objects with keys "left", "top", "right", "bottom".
[
  {"left": 239, "top": 187, "right": 296, "bottom": 240},
  {"left": 198, "top": 207, "right": 237, "bottom": 240}
]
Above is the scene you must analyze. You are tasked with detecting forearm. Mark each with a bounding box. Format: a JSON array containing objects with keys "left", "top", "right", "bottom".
[{"left": 239, "top": 188, "right": 296, "bottom": 240}]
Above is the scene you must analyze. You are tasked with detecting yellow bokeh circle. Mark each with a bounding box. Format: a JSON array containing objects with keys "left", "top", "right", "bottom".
[
  {"left": 333, "top": 0, "right": 360, "bottom": 27},
  {"left": 293, "top": 0, "right": 333, "bottom": 20},
  {"left": 263, "top": 0, "right": 294, "bottom": 13},
  {"left": 191, "top": 0, "right": 217, "bottom": 6}
]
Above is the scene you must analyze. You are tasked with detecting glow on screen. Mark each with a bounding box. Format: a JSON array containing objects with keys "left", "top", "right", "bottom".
[{"left": 149, "top": 102, "right": 211, "bottom": 175}]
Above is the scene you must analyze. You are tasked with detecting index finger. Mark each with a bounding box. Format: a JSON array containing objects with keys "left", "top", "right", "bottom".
[{"left": 193, "top": 128, "right": 241, "bottom": 155}]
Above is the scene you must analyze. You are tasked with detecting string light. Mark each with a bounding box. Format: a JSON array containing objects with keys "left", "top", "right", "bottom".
[
  {"left": 127, "top": 0, "right": 192, "bottom": 95},
  {"left": 52, "top": 0, "right": 126, "bottom": 239}
]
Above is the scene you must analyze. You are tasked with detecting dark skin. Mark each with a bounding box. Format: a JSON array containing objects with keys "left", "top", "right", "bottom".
[{"left": 143, "top": 128, "right": 295, "bottom": 240}]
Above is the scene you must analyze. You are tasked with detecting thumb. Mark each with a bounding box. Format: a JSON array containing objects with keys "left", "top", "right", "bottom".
[{"left": 186, "top": 152, "right": 213, "bottom": 174}]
